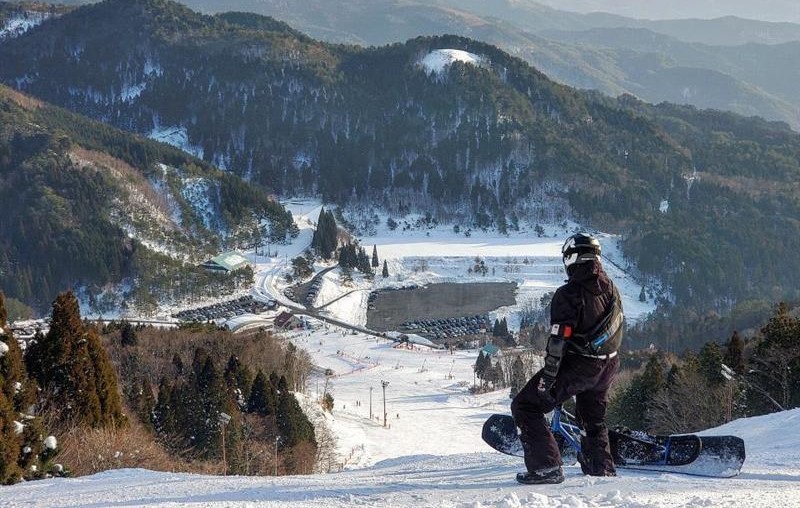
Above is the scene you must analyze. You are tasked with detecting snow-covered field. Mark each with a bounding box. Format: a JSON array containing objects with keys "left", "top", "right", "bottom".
[{"left": 305, "top": 211, "right": 656, "bottom": 331}]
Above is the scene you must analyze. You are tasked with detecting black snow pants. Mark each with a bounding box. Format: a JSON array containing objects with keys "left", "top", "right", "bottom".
[{"left": 510, "top": 352, "right": 619, "bottom": 475}]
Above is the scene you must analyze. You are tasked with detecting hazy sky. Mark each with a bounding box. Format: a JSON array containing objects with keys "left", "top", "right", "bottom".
[{"left": 532, "top": 0, "right": 800, "bottom": 23}]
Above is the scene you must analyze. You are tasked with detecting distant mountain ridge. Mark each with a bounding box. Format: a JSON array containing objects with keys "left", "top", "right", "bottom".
[
  {"left": 531, "top": 0, "right": 800, "bottom": 25},
  {"left": 6, "top": 1, "right": 800, "bottom": 127},
  {"left": 1, "top": 0, "right": 799, "bottom": 311},
  {"left": 143, "top": 0, "right": 800, "bottom": 129}
]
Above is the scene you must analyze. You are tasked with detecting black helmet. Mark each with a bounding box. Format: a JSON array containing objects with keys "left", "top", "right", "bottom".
[{"left": 562, "top": 233, "right": 601, "bottom": 270}]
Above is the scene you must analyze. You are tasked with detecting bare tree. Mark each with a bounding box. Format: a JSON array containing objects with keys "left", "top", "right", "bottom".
[
  {"left": 646, "top": 368, "right": 728, "bottom": 434},
  {"left": 747, "top": 342, "right": 800, "bottom": 411}
]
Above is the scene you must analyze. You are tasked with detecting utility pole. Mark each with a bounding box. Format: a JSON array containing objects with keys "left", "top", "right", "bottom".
[
  {"left": 381, "top": 380, "right": 389, "bottom": 428},
  {"left": 218, "top": 412, "right": 231, "bottom": 476},
  {"left": 274, "top": 436, "right": 280, "bottom": 476}
]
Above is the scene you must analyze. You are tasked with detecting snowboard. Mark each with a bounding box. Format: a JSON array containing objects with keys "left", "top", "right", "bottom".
[{"left": 482, "top": 413, "right": 745, "bottom": 478}]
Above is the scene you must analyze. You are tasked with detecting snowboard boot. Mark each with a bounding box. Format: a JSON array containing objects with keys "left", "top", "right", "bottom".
[{"left": 516, "top": 466, "right": 565, "bottom": 485}]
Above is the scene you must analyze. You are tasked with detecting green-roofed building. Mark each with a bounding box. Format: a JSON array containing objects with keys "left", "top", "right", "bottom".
[
  {"left": 481, "top": 343, "right": 501, "bottom": 357},
  {"left": 201, "top": 251, "right": 251, "bottom": 273}
]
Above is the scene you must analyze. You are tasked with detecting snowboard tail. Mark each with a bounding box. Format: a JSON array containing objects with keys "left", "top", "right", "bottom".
[{"left": 481, "top": 414, "right": 745, "bottom": 478}]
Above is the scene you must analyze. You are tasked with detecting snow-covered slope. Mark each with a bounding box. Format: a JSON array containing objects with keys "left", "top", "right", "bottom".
[
  {"left": 3, "top": 408, "right": 798, "bottom": 507},
  {"left": 420, "top": 48, "right": 485, "bottom": 75}
]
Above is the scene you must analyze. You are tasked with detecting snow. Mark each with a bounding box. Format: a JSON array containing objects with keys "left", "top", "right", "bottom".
[
  {"left": 0, "top": 12, "right": 49, "bottom": 39},
  {"left": 659, "top": 200, "right": 669, "bottom": 213},
  {"left": 149, "top": 125, "right": 204, "bottom": 159},
  {"left": 180, "top": 177, "right": 216, "bottom": 230},
  {"left": 120, "top": 82, "right": 146, "bottom": 102},
  {"left": 314, "top": 218, "right": 657, "bottom": 327},
  {"left": 43, "top": 436, "right": 57, "bottom": 450},
  {"left": 421, "top": 49, "right": 485, "bottom": 75},
  {"left": 0, "top": 340, "right": 8, "bottom": 357}
]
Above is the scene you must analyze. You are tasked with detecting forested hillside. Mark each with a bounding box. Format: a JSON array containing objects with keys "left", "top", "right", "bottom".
[
  {"left": 1, "top": 0, "right": 799, "bottom": 312},
  {"left": 0, "top": 84, "right": 295, "bottom": 312},
  {"left": 167, "top": 0, "right": 800, "bottom": 128}
]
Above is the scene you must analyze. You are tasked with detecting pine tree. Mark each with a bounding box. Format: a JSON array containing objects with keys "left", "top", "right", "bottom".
[
  {"left": 0, "top": 292, "right": 7, "bottom": 328},
  {"left": 224, "top": 355, "right": 253, "bottom": 408},
  {"left": 382, "top": 260, "right": 389, "bottom": 278},
  {"left": 27, "top": 291, "right": 123, "bottom": 428},
  {"left": 248, "top": 370, "right": 275, "bottom": 416},
  {"left": 276, "top": 389, "right": 315, "bottom": 448},
  {"left": 639, "top": 286, "right": 647, "bottom": 302},
  {"left": 0, "top": 322, "right": 23, "bottom": 484},
  {"left": 312, "top": 208, "right": 337, "bottom": 259},
  {"left": 1, "top": 296, "right": 53, "bottom": 484},
  {"left": 699, "top": 342, "right": 726, "bottom": 386},
  {"left": 153, "top": 379, "right": 177, "bottom": 436},
  {"left": 725, "top": 331, "right": 746, "bottom": 376},
  {"left": 371, "top": 245, "right": 379, "bottom": 268},
  {"left": 120, "top": 320, "right": 137, "bottom": 347},
  {"left": 183, "top": 355, "right": 229, "bottom": 457},
  {"left": 509, "top": 356, "right": 526, "bottom": 398}
]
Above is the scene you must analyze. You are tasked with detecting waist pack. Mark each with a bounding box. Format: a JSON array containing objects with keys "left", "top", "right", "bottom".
[{"left": 571, "top": 286, "right": 624, "bottom": 356}]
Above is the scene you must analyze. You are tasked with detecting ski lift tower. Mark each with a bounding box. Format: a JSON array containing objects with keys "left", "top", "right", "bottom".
[{"left": 381, "top": 380, "right": 389, "bottom": 427}]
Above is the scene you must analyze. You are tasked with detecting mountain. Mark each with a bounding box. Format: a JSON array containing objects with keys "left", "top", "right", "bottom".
[
  {"left": 0, "top": 84, "right": 295, "bottom": 311},
  {"left": 1, "top": 0, "right": 799, "bottom": 311},
  {"left": 539, "top": 27, "right": 800, "bottom": 124},
  {"left": 8, "top": 1, "right": 800, "bottom": 127},
  {"left": 144, "top": 0, "right": 800, "bottom": 129},
  {"left": 532, "top": 0, "right": 800, "bottom": 25}
]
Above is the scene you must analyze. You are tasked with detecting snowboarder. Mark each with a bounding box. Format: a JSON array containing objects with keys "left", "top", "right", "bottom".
[{"left": 511, "top": 233, "right": 624, "bottom": 484}]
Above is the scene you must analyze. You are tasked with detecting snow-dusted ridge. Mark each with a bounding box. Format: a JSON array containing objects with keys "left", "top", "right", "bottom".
[
  {"left": 420, "top": 48, "right": 486, "bottom": 75},
  {"left": 0, "top": 12, "right": 50, "bottom": 40}
]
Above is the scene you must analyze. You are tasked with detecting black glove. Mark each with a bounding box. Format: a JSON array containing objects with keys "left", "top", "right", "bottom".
[
  {"left": 538, "top": 329, "right": 568, "bottom": 398},
  {"left": 537, "top": 371, "right": 557, "bottom": 394}
]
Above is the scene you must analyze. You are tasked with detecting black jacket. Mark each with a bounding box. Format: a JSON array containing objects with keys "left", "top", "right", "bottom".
[{"left": 550, "top": 259, "right": 622, "bottom": 355}]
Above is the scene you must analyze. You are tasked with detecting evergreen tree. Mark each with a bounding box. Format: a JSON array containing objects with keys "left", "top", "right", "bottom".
[
  {"left": 193, "top": 356, "right": 229, "bottom": 456},
  {"left": 311, "top": 208, "right": 337, "bottom": 259},
  {"left": 0, "top": 292, "right": 6, "bottom": 328},
  {"left": 248, "top": 370, "right": 276, "bottom": 416},
  {"left": 725, "top": 331, "right": 746, "bottom": 376},
  {"left": 382, "top": 260, "right": 389, "bottom": 278},
  {"left": 0, "top": 297, "right": 53, "bottom": 484},
  {"left": 128, "top": 378, "right": 156, "bottom": 432},
  {"left": 276, "top": 389, "right": 315, "bottom": 448},
  {"left": 699, "top": 342, "right": 726, "bottom": 386},
  {"left": 510, "top": 356, "right": 526, "bottom": 398},
  {"left": 371, "top": 245, "right": 379, "bottom": 268},
  {"left": 639, "top": 286, "right": 647, "bottom": 302},
  {"left": 26, "top": 291, "right": 123, "bottom": 428},
  {"left": 0, "top": 324, "right": 23, "bottom": 484},
  {"left": 120, "top": 320, "right": 137, "bottom": 347},
  {"left": 224, "top": 355, "right": 253, "bottom": 408},
  {"left": 153, "top": 379, "right": 177, "bottom": 436},
  {"left": 609, "top": 355, "right": 665, "bottom": 431}
]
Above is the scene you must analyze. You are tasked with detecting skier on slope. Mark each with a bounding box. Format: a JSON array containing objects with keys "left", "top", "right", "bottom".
[{"left": 511, "top": 233, "right": 624, "bottom": 484}]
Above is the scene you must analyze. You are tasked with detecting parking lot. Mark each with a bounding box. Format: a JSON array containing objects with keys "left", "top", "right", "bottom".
[
  {"left": 172, "top": 295, "right": 276, "bottom": 322},
  {"left": 366, "top": 282, "right": 516, "bottom": 334},
  {"left": 284, "top": 266, "right": 335, "bottom": 308},
  {"left": 399, "top": 315, "right": 490, "bottom": 341}
]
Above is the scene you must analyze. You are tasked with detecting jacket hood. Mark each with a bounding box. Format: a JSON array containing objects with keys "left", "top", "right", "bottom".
[{"left": 567, "top": 259, "right": 610, "bottom": 296}]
